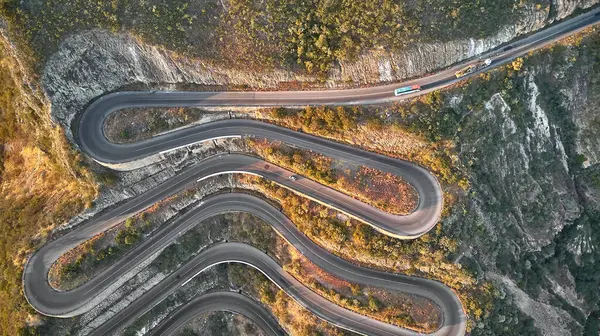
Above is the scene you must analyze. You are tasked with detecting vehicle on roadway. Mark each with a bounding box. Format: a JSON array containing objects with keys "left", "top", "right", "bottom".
[
  {"left": 25, "top": 7, "right": 600, "bottom": 335},
  {"left": 455, "top": 58, "right": 492, "bottom": 78},
  {"left": 394, "top": 84, "right": 421, "bottom": 96},
  {"left": 288, "top": 175, "right": 298, "bottom": 181}
]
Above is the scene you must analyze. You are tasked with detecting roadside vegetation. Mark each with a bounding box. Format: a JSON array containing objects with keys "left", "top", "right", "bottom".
[
  {"left": 159, "top": 202, "right": 444, "bottom": 332},
  {"left": 229, "top": 210, "right": 442, "bottom": 333},
  {"left": 227, "top": 211, "right": 440, "bottom": 334},
  {"left": 48, "top": 183, "right": 220, "bottom": 290},
  {"left": 49, "top": 215, "right": 149, "bottom": 290},
  {"left": 54, "top": 184, "right": 442, "bottom": 335},
  {"left": 241, "top": 174, "right": 492, "bottom": 331},
  {"left": 261, "top": 104, "right": 465, "bottom": 187},
  {"left": 175, "top": 312, "right": 268, "bottom": 336},
  {"left": 229, "top": 265, "right": 350, "bottom": 336},
  {"left": 105, "top": 103, "right": 465, "bottom": 187},
  {"left": 1, "top": 0, "right": 547, "bottom": 74},
  {"left": 121, "top": 265, "right": 229, "bottom": 336},
  {"left": 0, "top": 40, "right": 97, "bottom": 334},
  {"left": 104, "top": 102, "right": 468, "bottom": 188},
  {"left": 248, "top": 139, "right": 418, "bottom": 215},
  {"left": 104, "top": 107, "right": 211, "bottom": 144},
  {"left": 283, "top": 250, "right": 441, "bottom": 333}
]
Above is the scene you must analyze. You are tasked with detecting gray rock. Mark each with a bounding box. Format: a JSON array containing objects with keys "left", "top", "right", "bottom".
[{"left": 42, "top": 0, "right": 598, "bottom": 142}]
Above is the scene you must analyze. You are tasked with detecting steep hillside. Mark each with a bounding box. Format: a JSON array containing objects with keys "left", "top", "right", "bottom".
[
  {"left": 22, "top": 0, "right": 594, "bottom": 141},
  {"left": 37, "top": 30, "right": 600, "bottom": 335},
  {"left": 0, "top": 32, "right": 97, "bottom": 335},
  {"left": 3, "top": 0, "right": 597, "bottom": 75},
  {"left": 437, "top": 32, "right": 600, "bottom": 335},
  {"left": 0, "top": 1, "right": 599, "bottom": 335}
]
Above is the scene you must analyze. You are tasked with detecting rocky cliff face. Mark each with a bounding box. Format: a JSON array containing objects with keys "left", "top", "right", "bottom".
[
  {"left": 340, "top": 0, "right": 599, "bottom": 83},
  {"left": 455, "top": 90, "right": 580, "bottom": 335},
  {"left": 460, "top": 80, "right": 580, "bottom": 251},
  {"left": 35, "top": 2, "right": 600, "bottom": 335},
  {"left": 43, "top": 0, "right": 598, "bottom": 140},
  {"left": 446, "top": 38, "right": 600, "bottom": 335},
  {"left": 555, "top": 0, "right": 599, "bottom": 19}
]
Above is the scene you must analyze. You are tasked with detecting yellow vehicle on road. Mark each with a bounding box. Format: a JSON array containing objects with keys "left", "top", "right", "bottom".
[{"left": 455, "top": 59, "right": 492, "bottom": 78}]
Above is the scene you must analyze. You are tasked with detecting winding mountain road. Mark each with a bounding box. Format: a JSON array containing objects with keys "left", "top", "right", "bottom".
[
  {"left": 23, "top": 7, "right": 600, "bottom": 336},
  {"left": 76, "top": 194, "right": 463, "bottom": 336},
  {"left": 82, "top": 121, "right": 443, "bottom": 239},
  {"left": 79, "top": 6, "right": 600, "bottom": 158},
  {"left": 146, "top": 291, "right": 285, "bottom": 336}
]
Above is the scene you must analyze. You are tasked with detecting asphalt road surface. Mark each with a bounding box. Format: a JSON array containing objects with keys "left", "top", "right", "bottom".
[
  {"left": 79, "top": 6, "right": 600, "bottom": 149},
  {"left": 23, "top": 7, "right": 600, "bottom": 336},
  {"left": 81, "top": 123, "right": 444, "bottom": 239},
  {"left": 146, "top": 291, "right": 285, "bottom": 336},
  {"left": 77, "top": 194, "right": 464, "bottom": 336}
]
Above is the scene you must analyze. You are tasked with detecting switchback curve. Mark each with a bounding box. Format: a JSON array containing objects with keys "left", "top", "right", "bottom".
[
  {"left": 80, "top": 120, "right": 444, "bottom": 239},
  {"left": 146, "top": 291, "right": 285, "bottom": 336},
  {"left": 88, "top": 242, "right": 442, "bottom": 336},
  {"left": 24, "top": 192, "right": 464, "bottom": 336},
  {"left": 23, "top": 9, "right": 600, "bottom": 335}
]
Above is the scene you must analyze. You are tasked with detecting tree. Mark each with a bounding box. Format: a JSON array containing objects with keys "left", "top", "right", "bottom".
[
  {"left": 368, "top": 295, "right": 381, "bottom": 312},
  {"left": 511, "top": 58, "right": 524, "bottom": 71},
  {"left": 350, "top": 283, "right": 362, "bottom": 296},
  {"left": 124, "top": 232, "right": 138, "bottom": 245},
  {"left": 115, "top": 230, "right": 126, "bottom": 245}
]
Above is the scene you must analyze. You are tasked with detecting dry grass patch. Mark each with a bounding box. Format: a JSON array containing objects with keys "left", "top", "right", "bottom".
[
  {"left": 0, "top": 38, "right": 97, "bottom": 334},
  {"left": 248, "top": 138, "right": 418, "bottom": 215}
]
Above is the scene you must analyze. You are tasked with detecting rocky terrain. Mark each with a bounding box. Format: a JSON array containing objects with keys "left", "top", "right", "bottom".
[
  {"left": 50, "top": 38, "right": 600, "bottom": 336},
  {"left": 2, "top": 1, "right": 600, "bottom": 335},
  {"left": 42, "top": 0, "right": 598, "bottom": 141},
  {"left": 39, "top": 17, "right": 600, "bottom": 336},
  {"left": 440, "top": 37, "right": 600, "bottom": 335}
]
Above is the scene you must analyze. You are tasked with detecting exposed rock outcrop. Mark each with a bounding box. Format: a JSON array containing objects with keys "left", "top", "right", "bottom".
[
  {"left": 457, "top": 82, "right": 580, "bottom": 252},
  {"left": 34, "top": 2, "right": 600, "bottom": 335},
  {"left": 447, "top": 39, "right": 600, "bottom": 334},
  {"left": 42, "top": 1, "right": 598, "bottom": 140}
]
